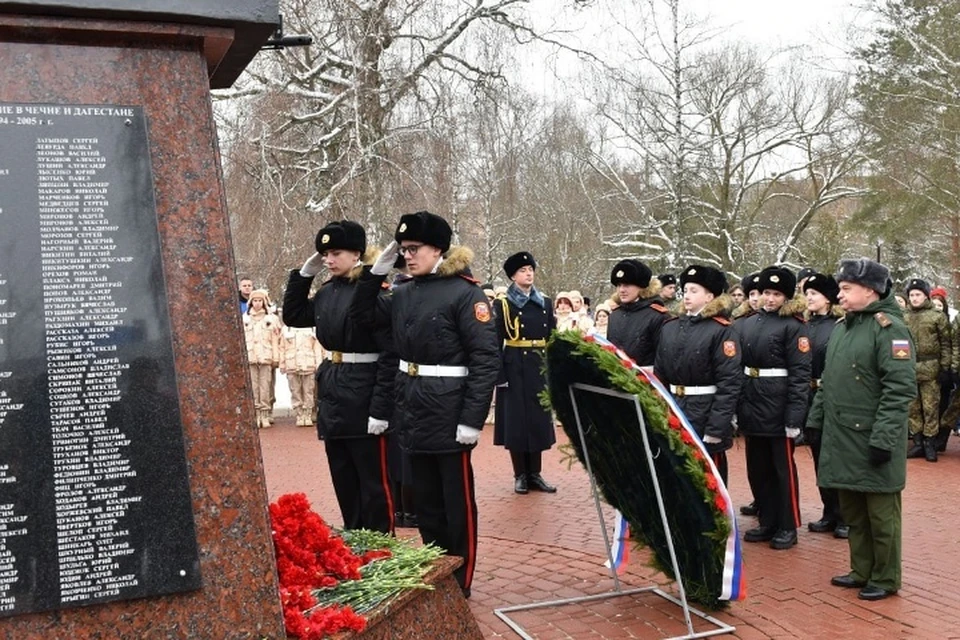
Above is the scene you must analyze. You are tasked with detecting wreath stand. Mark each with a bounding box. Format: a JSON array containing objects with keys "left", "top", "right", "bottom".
[{"left": 493, "top": 383, "right": 736, "bottom": 640}]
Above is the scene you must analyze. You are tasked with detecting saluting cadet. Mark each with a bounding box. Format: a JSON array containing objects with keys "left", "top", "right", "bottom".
[
  {"left": 801, "top": 273, "right": 848, "bottom": 539},
  {"left": 738, "top": 266, "right": 811, "bottom": 550},
  {"left": 903, "top": 278, "right": 951, "bottom": 462},
  {"left": 493, "top": 252, "right": 557, "bottom": 495},
  {"left": 654, "top": 265, "right": 741, "bottom": 484},
  {"left": 352, "top": 211, "right": 500, "bottom": 597},
  {"left": 807, "top": 258, "right": 915, "bottom": 601},
  {"left": 283, "top": 221, "right": 397, "bottom": 534},
  {"left": 607, "top": 259, "right": 669, "bottom": 367}
]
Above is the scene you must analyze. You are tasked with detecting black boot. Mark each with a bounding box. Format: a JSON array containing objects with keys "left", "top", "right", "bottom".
[
  {"left": 514, "top": 474, "right": 528, "bottom": 494},
  {"left": 924, "top": 436, "right": 938, "bottom": 462},
  {"left": 907, "top": 433, "right": 925, "bottom": 459},
  {"left": 527, "top": 473, "right": 557, "bottom": 493},
  {"left": 739, "top": 502, "right": 759, "bottom": 516},
  {"left": 934, "top": 426, "right": 951, "bottom": 453}
]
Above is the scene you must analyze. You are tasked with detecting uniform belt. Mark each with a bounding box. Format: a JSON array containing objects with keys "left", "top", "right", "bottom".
[
  {"left": 326, "top": 351, "right": 380, "bottom": 364},
  {"left": 504, "top": 339, "right": 547, "bottom": 348},
  {"left": 669, "top": 384, "right": 717, "bottom": 397},
  {"left": 744, "top": 367, "right": 788, "bottom": 378},
  {"left": 811, "top": 378, "right": 822, "bottom": 389},
  {"left": 399, "top": 359, "right": 469, "bottom": 378}
]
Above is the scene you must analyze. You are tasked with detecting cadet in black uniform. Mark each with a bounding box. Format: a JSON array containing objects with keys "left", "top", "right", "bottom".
[
  {"left": 351, "top": 211, "right": 500, "bottom": 597},
  {"left": 283, "top": 220, "right": 397, "bottom": 534},
  {"left": 655, "top": 265, "right": 742, "bottom": 484},
  {"left": 738, "top": 266, "right": 811, "bottom": 550},
  {"left": 607, "top": 259, "right": 669, "bottom": 366},
  {"left": 493, "top": 252, "right": 557, "bottom": 494},
  {"left": 801, "top": 273, "right": 847, "bottom": 538}
]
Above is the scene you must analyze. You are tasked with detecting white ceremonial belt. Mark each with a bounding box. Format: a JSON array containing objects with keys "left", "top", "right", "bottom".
[
  {"left": 669, "top": 384, "right": 717, "bottom": 397},
  {"left": 744, "top": 367, "right": 788, "bottom": 378},
  {"left": 399, "top": 360, "right": 469, "bottom": 378},
  {"left": 326, "top": 351, "right": 381, "bottom": 364},
  {"left": 639, "top": 365, "right": 654, "bottom": 375}
]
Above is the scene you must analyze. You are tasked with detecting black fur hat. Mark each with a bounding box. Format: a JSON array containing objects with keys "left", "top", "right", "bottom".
[
  {"left": 658, "top": 273, "right": 677, "bottom": 287},
  {"left": 315, "top": 220, "right": 366, "bottom": 255},
  {"left": 835, "top": 258, "right": 891, "bottom": 295},
  {"left": 757, "top": 265, "right": 796, "bottom": 298},
  {"left": 679, "top": 265, "right": 727, "bottom": 298},
  {"left": 802, "top": 272, "right": 839, "bottom": 305},
  {"left": 797, "top": 267, "right": 816, "bottom": 282},
  {"left": 741, "top": 272, "right": 761, "bottom": 295},
  {"left": 394, "top": 210, "right": 452, "bottom": 252},
  {"left": 905, "top": 278, "right": 931, "bottom": 299},
  {"left": 610, "top": 259, "right": 652, "bottom": 288},
  {"left": 503, "top": 251, "right": 537, "bottom": 278}
]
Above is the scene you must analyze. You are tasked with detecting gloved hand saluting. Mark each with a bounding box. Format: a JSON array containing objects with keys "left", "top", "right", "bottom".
[
  {"left": 371, "top": 241, "right": 400, "bottom": 276},
  {"left": 367, "top": 417, "right": 389, "bottom": 435},
  {"left": 455, "top": 425, "right": 481, "bottom": 445},
  {"left": 300, "top": 252, "right": 325, "bottom": 277}
]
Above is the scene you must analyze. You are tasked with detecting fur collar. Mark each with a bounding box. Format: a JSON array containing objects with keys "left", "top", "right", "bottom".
[
  {"left": 777, "top": 294, "right": 808, "bottom": 318},
  {"left": 437, "top": 246, "right": 474, "bottom": 277},
  {"left": 731, "top": 301, "right": 755, "bottom": 319},
  {"left": 701, "top": 293, "right": 733, "bottom": 319},
  {"left": 804, "top": 304, "right": 844, "bottom": 321},
  {"left": 346, "top": 246, "right": 381, "bottom": 282}
]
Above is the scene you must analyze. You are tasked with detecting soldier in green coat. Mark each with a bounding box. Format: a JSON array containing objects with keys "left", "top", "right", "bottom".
[
  {"left": 806, "top": 258, "right": 916, "bottom": 601},
  {"left": 903, "top": 279, "right": 951, "bottom": 462}
]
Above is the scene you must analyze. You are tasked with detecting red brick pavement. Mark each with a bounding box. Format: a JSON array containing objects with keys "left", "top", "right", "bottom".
[{"left": 260, "top": 421, "right": 960, "bottom": 639}]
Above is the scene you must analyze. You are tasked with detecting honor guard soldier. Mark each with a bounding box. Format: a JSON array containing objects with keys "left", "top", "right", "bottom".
[
  {"left": 351, "top": 211, "right": 500, "bottom": 597},
  {"left": 738, "top": 266, "right": 811, "bottom": 550},
  {"left": 732, "top": 272, "right": 762, "bottom": 321},
  {"left": 283, "top": 221, "right": 397, "bottom": 534},
  {"left": 494, "top": 252, "right": 557, "bottom": 494},
  {"left": 807, "top": 258, "right": 916, "bottom": 601},
  {"left": 654, "top": 265, "right": 741, "bottom": 484},
  {"left": 801, "top": 273, "right": 847, "bottom": 538},
  {"left": 607, "top": 259, "right": 669, "bottom": 367},
  {"left": 903, "top": 278, "right": 951, "bottom": 462}
]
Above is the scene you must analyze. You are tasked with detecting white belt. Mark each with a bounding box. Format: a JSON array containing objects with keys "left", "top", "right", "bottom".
[
  {"left": 744, "top": 367, "right": 788, "bottom": 378},
  {"left": 399, "top": 359, "right": 469, "bottom": 378},
  {"left": 669, "top": 384, "right": 717, "bottom": 397},
  {"left": 325, "top": 351, "right": 381, "bottom": 364},
  {"left": 639, "top": 365, "right": 654, "bottom": 375}
]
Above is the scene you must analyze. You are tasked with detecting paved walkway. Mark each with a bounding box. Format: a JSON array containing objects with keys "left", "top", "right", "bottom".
[{"left": 260, "top": 421, "right": 960, "bottom": 639}]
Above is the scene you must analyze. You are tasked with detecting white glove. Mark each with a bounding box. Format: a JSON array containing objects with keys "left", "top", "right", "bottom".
[
  {"left": 367, "top": 417, "right": 389, "bottom": 435},
  {"left": 300, "top": 252, "right": 324, "bottom": 277},
  {"left": 455, "top": 424, "right": 481, "bottom": 445},
  {"left": 371, "top": 240, "right": 400, "bottom": 276},
  {"left": 785, "top": 427, "right": 801, "bottom": 439},
  {"left": 703, "top": 435, "right": 722, "bottom": 444}
]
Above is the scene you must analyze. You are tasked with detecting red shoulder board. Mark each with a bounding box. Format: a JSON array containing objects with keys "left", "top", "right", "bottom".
[
  {"left": 651, "top": 303, "right": 668, "bottom": 313},
  {"left": 664, "top": 316, "right": 680, "bottom": 324},
  {"left": 794, "top": 314, "right": 807, "bottom": 323},
  {"left": 380, "top": 281, "right": 391, "bottom": 290},
  {"left": 712, "top": 316, "right": 731, "bottom": 326},
  {"left": 459, "top": 274, "right": 481, "bottom": 285}
]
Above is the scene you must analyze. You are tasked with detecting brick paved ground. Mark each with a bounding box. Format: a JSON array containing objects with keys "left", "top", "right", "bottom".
[{"left": 260, "top": 421, "right": 960, "bottom": 639}]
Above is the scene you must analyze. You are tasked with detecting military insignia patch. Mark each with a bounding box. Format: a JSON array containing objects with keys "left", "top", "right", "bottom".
[
  {"left": 474, "top": 302, "right": 491, "bottom": 322},
  {"left": 616, "top": 270, "right": 624, "bottom": 278},
  {"left": 723, "top": 340, "right": 737, "bottom": 357},
  {"left": 399, "top": 222, "right": 407, "bottom": 232},
  {"left": 321, "top": 233, "right": 330, "bottom": 244},
  {"left": 892, "top": 339, "right": 911, "bottom": 359},
  {"left": 798, "top": 337, "right": 810, "bottom": 353}
]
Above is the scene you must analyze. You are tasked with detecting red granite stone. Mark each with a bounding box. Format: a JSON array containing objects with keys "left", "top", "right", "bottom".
[{"left": 0, "top": 15, "right": 284, "bottom": 639}]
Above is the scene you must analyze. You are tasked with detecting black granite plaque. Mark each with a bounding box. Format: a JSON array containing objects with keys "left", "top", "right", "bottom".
[{"left": 0, "top": 102, "right": 201, "bottom": 617}]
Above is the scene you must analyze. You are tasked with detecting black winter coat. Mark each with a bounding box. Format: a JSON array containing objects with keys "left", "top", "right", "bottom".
[
  {"left": 283, "top": 267, "right": 396, "bottom": 439},
  {"left": 607, "top": 296, "right": 670, "bottom": 366},
  {"left": 492, "top": 290, "right": 556, "bottom": 452},
  {"left": 654, "top": 295, "right": 742, "bottom": 451},
  {"left": 737, "top": 297, "right": 812, "bottom": 436},
  {"left": 352, "top": 247, "right": 501, "bottom": 454},
  {"left": 805, "top": 308, "right": 842, "bottom": 408}
]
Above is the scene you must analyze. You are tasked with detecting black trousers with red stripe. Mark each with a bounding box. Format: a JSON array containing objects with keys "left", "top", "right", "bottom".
[
  {"left": 744, "top": 435, "right": 801, "bottom": 531},
  {"left": 410, "top": 451, "right": 478, "bottom": 591},
  {"left": 325, "top": 435, "right": 394, "bottom": 534}
]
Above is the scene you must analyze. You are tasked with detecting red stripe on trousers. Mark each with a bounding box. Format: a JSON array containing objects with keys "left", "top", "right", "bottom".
[
  {"left": 461, "top": 451, "right": 476, "bottom": 589},
  {"left": 379, "top": 436, "right": 395, "bottom": 533},
  {"left": 785, "top": 438, "right": 801, "bottom": 527}
]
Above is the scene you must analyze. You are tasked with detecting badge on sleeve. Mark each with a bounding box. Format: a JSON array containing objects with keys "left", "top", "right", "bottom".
[
  {"left": 892, "top": 339, "right": 911, "bottom": 359},
  {"left": 798, "top": 337, "right": 810, "bottom": 353},
  {"left": 474, "top": 301, "right": 491, "bottom": 322},
  {"left": 723, "top": 340, "right": 737, "bottom": 357}
]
